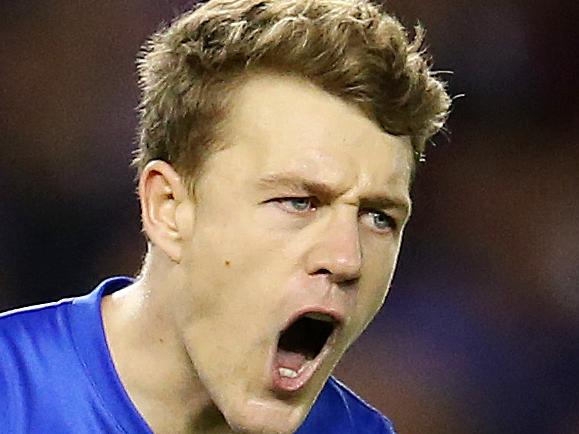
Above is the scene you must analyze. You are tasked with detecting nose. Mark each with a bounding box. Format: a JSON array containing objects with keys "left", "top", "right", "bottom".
[{"left": 305, "top": 208, "right": 362, "bottom": 285}]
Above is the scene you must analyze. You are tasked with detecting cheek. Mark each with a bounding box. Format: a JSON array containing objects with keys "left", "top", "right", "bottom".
[
  {"left": 353, "top": 241, "right": 401, "bottom": 322},
  {"left": 192, "top": 202, "right": 295, "bottom": 277},
  {"left": 357, "top": 278, "right": 390, "bottom": 321},
  {"left": 181, "top": 214, "right": 285, "bottom": 312}
]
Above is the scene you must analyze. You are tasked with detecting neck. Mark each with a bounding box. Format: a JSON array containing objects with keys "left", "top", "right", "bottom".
[{"left": 101, "top": 268, "right": 233, "bottom": 434}]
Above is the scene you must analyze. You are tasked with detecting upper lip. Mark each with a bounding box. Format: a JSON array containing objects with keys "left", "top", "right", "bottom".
[{"left": 280, "top": 306, "right": 345, "bottom": 334}]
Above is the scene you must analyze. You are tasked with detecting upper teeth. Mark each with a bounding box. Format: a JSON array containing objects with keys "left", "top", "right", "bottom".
[{"left": 304, "top": 312, "right": 335, "bottom": 323}]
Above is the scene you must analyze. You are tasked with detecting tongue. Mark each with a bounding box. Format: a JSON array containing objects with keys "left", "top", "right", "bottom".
[{"left": 275, "top": 349, "right": 307, "bottom": 371}]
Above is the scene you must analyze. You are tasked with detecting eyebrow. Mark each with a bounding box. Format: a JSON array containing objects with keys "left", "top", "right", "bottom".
[{"left": 256, "top": 173, "right": 412, "bottom": 216}]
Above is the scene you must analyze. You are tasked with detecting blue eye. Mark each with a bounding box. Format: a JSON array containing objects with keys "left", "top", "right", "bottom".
[
  {"left": 273, "top": 197, "right": 316, "bottom": 213},
  {"left": 363, "top": 210, "right": 396, "bottom": 232},
  {"left": 287, "top": 198, "right": 313, "bottom": 212}
]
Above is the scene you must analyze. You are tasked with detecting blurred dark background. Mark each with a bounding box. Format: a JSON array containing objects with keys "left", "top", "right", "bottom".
[{"left": 1, "top": 1, "right": 578, "bottom": 433}]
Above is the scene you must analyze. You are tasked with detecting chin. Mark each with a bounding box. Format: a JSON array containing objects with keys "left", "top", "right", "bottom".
[{"left": 222, "top": 396, "right": 310, "bottom": 434}]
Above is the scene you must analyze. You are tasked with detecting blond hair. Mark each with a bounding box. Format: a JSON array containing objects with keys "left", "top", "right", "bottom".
[{"left": 133, "top": 0, "right": 451, "bottom": 185}]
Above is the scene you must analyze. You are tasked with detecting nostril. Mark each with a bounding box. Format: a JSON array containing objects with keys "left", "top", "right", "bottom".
[
  {"left": 311, "top": 268, "right": 359, "bottom": 287},
  {"left": 329, "top": 270, "right": 360, "bottom": 285},
  {"left": 341, "top": 277, "right": 358, "bottom": 287}
]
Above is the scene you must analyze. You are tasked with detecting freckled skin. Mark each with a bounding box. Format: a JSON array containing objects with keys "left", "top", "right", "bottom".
[{"left": 102, "top": 72, "right": 414, "bottom": 434}]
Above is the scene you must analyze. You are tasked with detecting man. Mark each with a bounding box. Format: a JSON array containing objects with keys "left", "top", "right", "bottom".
[{"left": 0, "top": 0, "right": 450, "bottom": 432}]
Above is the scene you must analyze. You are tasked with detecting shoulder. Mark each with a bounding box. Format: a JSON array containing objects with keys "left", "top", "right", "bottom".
[
  {"left": 0, "top": 298, "right": 74, "bottom": 350},
  {"left": 0, "top": 278, "right": 144, "bottom": 432},
  {"left": 0, "top": 299, "right": 78, "bottom": 427},
  {"left": 0, "top": 298, "right": 79, "bottom": 387},
  {"left": 298, "top": 376, "right": 397, "bottom": 433}
]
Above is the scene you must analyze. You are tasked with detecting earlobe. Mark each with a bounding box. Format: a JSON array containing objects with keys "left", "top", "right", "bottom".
[{"left": 138, "top": 160, "right": 192, "bottom": 262}]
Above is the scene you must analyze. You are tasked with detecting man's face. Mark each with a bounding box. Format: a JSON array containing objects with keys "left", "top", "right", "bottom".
[{"left": 173, "top": 72, "right": 413, "bottom": 433}]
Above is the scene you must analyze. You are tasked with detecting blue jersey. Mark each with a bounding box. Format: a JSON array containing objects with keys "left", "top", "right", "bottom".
[{"left": 0, "top": 277, "right": 396, "bottom": 433}]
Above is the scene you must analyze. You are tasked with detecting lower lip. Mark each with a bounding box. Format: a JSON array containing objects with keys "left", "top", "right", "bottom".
[
  {"left": 271, "top": 358, "right": 317, "bottom": 393},
  {"left": 270, "top": 337, "right": 335, "bottom": 394}
]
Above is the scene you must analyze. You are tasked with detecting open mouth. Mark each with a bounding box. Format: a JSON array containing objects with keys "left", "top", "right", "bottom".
[{"left": 272, "top": 311, "right": 341, "bottom": 393}]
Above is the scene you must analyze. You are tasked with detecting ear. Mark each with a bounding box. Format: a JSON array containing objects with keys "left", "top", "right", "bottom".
[{"left": 138, "top": 160, "right": 193, "bottom": 263}]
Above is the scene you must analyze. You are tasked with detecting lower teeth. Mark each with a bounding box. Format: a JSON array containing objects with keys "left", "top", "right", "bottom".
[{"left": 279, "top": 367, "right": 298, "bottom": 378}]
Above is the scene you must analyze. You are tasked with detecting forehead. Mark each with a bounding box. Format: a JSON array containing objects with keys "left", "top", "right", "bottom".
[{"left": 213, "top": 72, "right": 413, "bottom": 196}]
